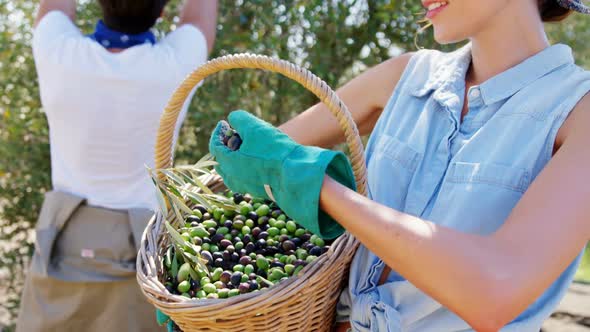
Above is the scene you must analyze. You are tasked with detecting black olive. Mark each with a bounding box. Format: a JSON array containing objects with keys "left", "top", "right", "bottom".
[
  {"left": 231, "top": 252, "right": 240, "bottom": 262},
  {"left": 214, "top": 258, "right": 224, "bottom": 267},
  {"left": 270, "top": 261, "right": 285, "bottom": 269},
  {"left": 258, "top": 231, "right": 269, "bottom": 240},
  {"left": 202, "top": 212, "right": 212, "bottom": 220},
  {"left": 202, "top": 237, "right": 211, "bottom": 244},
  {"left": 213, "top": 252, "right": 223, "bottom": 261},
  {"left": 239, "top": 282, "right": 250, "bottom": 294},
  {"left": 220, "top": 239, "right": 232, "bottom": 249},
  {"left": 258, "top": 216, "right": 269, "bottom": 226},
  {"left": 243, "top": 234, "right": 252, "bottom": 244},
  {"left": 211, "top": 233, "right": 225, "bottom": 244},
  {"left": 249, "top": 280, "right": 259, "bottom": 291},
  {"left": 190, "top": 221, "right": 200, "bottom": 228},
  {"left": 309, "top": 246, "right": 323, "bottom": 256},
  {"left": 187, "top": 215, "right": 201, "bottom": 224},
  {"left": 246, "top": 211, "right": 258, "bottom": 222},
  {"left": 201, "top": 251, "right": 213, "bottom": 264},
  {"left": 279, "top": 235, "right": 290, "bottom": 243},
  {"left": 226, "top": 245, "right": 236, "bottom": 254},
  {"left": 222, "top": 251, "right": 231, "bottom": 262},
  {"left": 239, "top": 256, "right": 252, "bottom": 266},
  {"left": 300, "top": 233, "right": 311, "bottom": 242},
  {"left": 282, "top": 240, "right": 296, "bottom": 252},
  {"left": 233, "top": 193, "right": 244, "bottom": 204},
  {"left": 224, "top": 220, "right": 233, "bottom": 229},
  {"left": 231, "top": 272, "right": 243, "bottom": 286},
  {"left": 209, "top": 228, "right": 217, "bottom": 237},
  {"left": 194, "top": 205, "right": 208, "bottom": 215},
  {"left": 245, "top": 242, "right": 256, "bottom": 254},
  {"left": 220, "top": 271, "right": 232, "bottom": 284},
  {"left": 255, "top": 239, "right": 267, "bottom": 249}
]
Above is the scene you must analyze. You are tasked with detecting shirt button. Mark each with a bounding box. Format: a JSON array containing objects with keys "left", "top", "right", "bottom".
[{"left": 469, "top": 88, "right": 481, "bottom": 99}]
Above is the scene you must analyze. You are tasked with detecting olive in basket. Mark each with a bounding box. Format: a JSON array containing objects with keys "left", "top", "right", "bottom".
[{"left": 162, "top": 191, "right": 331, "bottom": 300}]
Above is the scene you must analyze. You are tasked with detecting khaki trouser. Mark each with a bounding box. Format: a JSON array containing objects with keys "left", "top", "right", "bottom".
[{"left": 16, "top": 191, "right": 164, "bottom": 332}]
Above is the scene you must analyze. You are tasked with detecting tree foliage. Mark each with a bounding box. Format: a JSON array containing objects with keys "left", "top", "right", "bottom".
[{"left": 0, "top": 0, "right": 588, "bottom": 328}]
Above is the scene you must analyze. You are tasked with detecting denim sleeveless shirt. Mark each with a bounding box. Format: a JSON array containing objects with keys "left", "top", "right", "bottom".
[{"left": 337, "top": 44, "right": 590, "bottom": 331}]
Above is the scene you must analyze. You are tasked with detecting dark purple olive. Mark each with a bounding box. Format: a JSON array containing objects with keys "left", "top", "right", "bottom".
[
  {"left": 261, "top": 224, "right": 270, "bottom": 231},
  {"left": 231, "top": 252, "right": 240, "bottom": 262},
  {"left": 209, "top": 228, "right": 217, "bottom": 237},
  {"left": 245, "top": 243, "right": 256, "bottom": 254},
  {"left": 233, "top": 236, "right": 242, "bottom": 244},
  {"left": 231, "top": 272, "right": 243, "bottom": 286},
  {"left": 165, "top": 284, "right": 176, "bottom": 293},
  {"left": 252, "top": 227, "right": 261, "bottom": 238},
  {"left": 194, "top": 237, "right": 203, "bottom": 246},
  {"left": 246, "top": 211, "right": 258, "bottom": 222},
  {"left": 223, "top": 261, "right": 233, "bottom": 271},
  {"left": 310, "top": 246, "right": 323, "bottom": 256},
  {"left": 279, "top": 235, "right": 290, "bottom": 243},
  {"left": 284, "top": 249, "right": 295, "bottom": 256},
  {"left": 239, "top": 248, "right": 248, "bottom": 257},
  {"left": 270, "top": 261, "right": 285, "bottom": 269},
  {"left": 265, "top": 247, "right": 279, "bottom": 256},
  {"left": 294, "top": 259, "right": 305, "bottom": 267},
  {"left": 227, "top": 134, "right": 243, "bottom": 151},
  {"left": 220, "top": 271, "right": 232, "bottom": 284},
  {"left": 166, "top": 275, "right": 174, "bottom": 283},
  {"left": 202, "top": 237, "right": 211, "bottom": 244},
  {"left": 239, "top": 256, "right": 252, "bottom": 266},
  {"left": 224, "top": 220, "right": 233, "bottom": 229},
  {"left": 249, "top": 280, "right": 259, "bottom": 291},
  {"left": 239, "top": 282, "right": 250, "bottom": 294},
  {"left": 255, "top": 239, "right": 267, "bottom": 249},
  {"left": 243, "top": 234, "right": 252, "bottom": 244},
  {"left": 271, "top": 209, "right": 282, "bottom": 218},
  {"left": 226, "top": 245, "right": 235, "bottom": 254},
  {"left": 201, "top": 251, "right": 213, "bottom": 264},
  {"left": 249, "top": 273, "right": 258, "bottom": 280},
  {"left": 282, "top": 240, "right": 296, "bottom": 252},
  {"left": 323, "top": 246, "right": 330, "bottom": 254},
  {"left": 187, "top": 215, "right": 201, "bottom": 223},
  {"left": 300, "top": 233, "right": 311, "bottom": 242},
  {"left": 188, "top": 290, "right": 196, "bottom": 297},
  {"left": 190, "top": 221, "right": 200, "bottom": 228},
  {"left": 214, "top": 258, "right": 224, "bottom": 267},
  {"left": 190, "top": 279, "right": 200, "bottom": 290},
  {"left": 258, "top": 216, "right": 269, "bottom": 227},
  {"left": 220, "top": 239, "right": 232, "bottom": 249},
  {"left": 222, "top": 251, "right": 231, "bottom": 261},
  {"left": 258, "top": 231, "right": 269, "bottom": 240},
  {"left": 291, "top": 238, "right": 302, "bottom": 246},
  {"left": 213, "top": 252, "right": 223, "bottom": 261},
  {"left": 233, "top": 193, "right": 244, "bottom": 204},
  {"left": 211, "top": 233, "right": 225, "bottom": 244},
  {"left": 256, "top": 269, "right": 267, "bottom": 279},
  {"left": 195, "top": 205, "right": 208, "bottom": 215},
  {"left": 202, "top": 212, "right": 212, "bottom": 220},
  {"left": 303, "top": 242, "right": 314, "bottom": 251},
  {"left": 230, "top": 229, "right": 240, "bottom": 237}
]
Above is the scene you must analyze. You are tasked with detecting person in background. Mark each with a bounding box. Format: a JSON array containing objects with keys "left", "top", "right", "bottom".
[
  {"left": 209, "top": 0, "right": 590, "bottom": 331},
  {"left": 16, "top": 1, "right": 217, "bottom": 331}
]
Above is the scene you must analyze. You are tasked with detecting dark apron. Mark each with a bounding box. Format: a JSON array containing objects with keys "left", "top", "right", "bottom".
[{"left": 16, "top": 191, "right": 164, "bottom": 332}]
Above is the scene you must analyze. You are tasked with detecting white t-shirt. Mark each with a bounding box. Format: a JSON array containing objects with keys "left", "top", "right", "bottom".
[{"left": 33, "top": 11, "right": 208, "bottom": 210}]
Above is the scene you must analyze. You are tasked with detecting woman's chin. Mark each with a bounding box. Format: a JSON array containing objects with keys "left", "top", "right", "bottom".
[{"left": 432, "top": 26, "right": 466, "bottom": 45}]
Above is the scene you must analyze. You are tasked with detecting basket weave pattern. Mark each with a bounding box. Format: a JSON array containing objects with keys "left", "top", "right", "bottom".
[{"left": 137, "top": 54, "right": 368, "bottom": 332}]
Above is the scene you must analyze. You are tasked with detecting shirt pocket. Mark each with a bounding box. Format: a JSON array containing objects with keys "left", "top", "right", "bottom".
[
  {"left": 431, "top": 162, "right": 531, "bottom": 234},
  {"left": 367, "top": 134, "right": 422, "bottom": 210}
]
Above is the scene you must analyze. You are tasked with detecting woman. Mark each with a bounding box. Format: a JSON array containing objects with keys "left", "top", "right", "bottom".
[{"left": 210, "top": 0, "right": 590, "bottom": 331}]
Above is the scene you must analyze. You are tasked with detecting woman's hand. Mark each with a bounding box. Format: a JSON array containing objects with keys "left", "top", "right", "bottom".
[{"left": 209, "top": 110, "right": 356, "bottom": 239}]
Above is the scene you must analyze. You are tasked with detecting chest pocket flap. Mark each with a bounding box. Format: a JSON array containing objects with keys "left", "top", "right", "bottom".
[{"left": 447, "top": 162, "right": 531, "bottom": 193}]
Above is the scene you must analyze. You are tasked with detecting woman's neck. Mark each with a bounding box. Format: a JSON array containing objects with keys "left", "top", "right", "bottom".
[{"left": 468, "top": 2, "right": 550, "bottom": 85}]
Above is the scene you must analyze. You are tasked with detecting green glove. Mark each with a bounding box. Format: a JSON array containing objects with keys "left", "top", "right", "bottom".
[
  {"left": 156, "top": 309, "right": 175, "bottom": 332},
  {"left": 209, "top": 110, "right": 356, "bottom": 240}
]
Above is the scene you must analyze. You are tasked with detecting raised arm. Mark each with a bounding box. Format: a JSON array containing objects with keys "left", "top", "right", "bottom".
[
  {"left": 179, "top": 0, "right": 218, "bottom": 54},
  {"left": 319, "top": 95, "right": 590, "bottom": 332},
  {"left": 35, "top": 0, "right": 76, "bottom": 27},
  {"left": 279, "top": 53, "right": 413, "bottom": 149}
]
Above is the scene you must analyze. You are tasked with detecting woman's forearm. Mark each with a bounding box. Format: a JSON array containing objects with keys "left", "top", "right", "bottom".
[{"left": 319, "top": 177, "right": 523, "bottom": 332}]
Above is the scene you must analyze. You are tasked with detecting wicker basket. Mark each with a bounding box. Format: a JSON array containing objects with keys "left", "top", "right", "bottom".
[{"left": 137, "top": 54, "right": 368, "bottom": 332}]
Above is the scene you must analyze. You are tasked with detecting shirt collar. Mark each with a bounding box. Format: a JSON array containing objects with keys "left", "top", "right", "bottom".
[{"left": 412, "top": 43, "right": 574, "bottom": 106}]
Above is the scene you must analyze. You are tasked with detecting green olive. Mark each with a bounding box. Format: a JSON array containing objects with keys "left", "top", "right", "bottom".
[
  {"left": 268, "top": 218, "right": 277, "bottom": 228},
  {"left": 280, "top": 228, "right": 289, "bottom": 235},
  {"left": 245, "top": 219, "right": 255, "bottom": 228},
  {"left": 217, "top": 288, "right": 230, "bottom": 299},
  {"left": 294, "top": 229, "right": 306, "bottom": 237},
  {"left": 286, "top": 221, "right": 297, "bottom": 233},
  {"left": 306, "top": 255, "right": 318, "bottom": 263},
  {"left": 256, "top": 204, "right": 270, "bottom": 217},
  {"left": 244, "top": 264, "right": 255, "bottom": 275},
  {"left": 211, "top": 268, "right": 223, "bottom": 282},
  {"left": 177, "top": 262, "right": 192, "bottom": 283},
  {"left": 177, "top": 280, "right": 191, "bottom": 293},
  {"left": 201, "top": 243, "right": 210, "bottom": 251},
  {"left": 274, "top": 220, "right": 286, "bottom": 229},
  {"left": 203, "top": 283, "right": 217, "bottom": 294},
  {"left": 256, "top": 257, "right": 269, "bottom": 270},
  {"left": 209, "top": 245, "right": 219, "bottom": 253},
  {"left": 200, "top": 277, "right": 211, "bottom": 285},
  {"left": 207, "top": 293, "right": 219, "bottom": 299},
  {"left": 228, "top": 289, "right": 240, "bottom": 297},
  {"left": 213, "top": 208, "right": 224, "bottom": 221},
  {"left": 202, "top": 220, "right": 217, "bottom": 229},
  {"left": 196, "top": 290, "right": 207, "bottom": 298},
  {"left": 277, "top": 214, "right": 287, "bottom": 221},
  {"left": 217, "top": 227, "right": 229, "bottom": 235},
  {"left": 284, "top": 264, "right": 295, "bottom": 275},
  {"left": 190, "top": 227, "right": 209, "bottom": 238},
  {"left": 233, "top": 220, "right": 244, "bottom": 230},
  {"left": 241, "top": 226, "right": 251, "bottom": 235},
  {"left": 181, "top": 232, "right": 191, "bottom": 242},
  {"left": 240, "top": 204, "right": 253, "bottom": 215},
  {"left": 267, "top": 227, "right": 280, "bottom": 237},
  {"left": 233, "top": 264, "right": 244, "bottom": 272}
]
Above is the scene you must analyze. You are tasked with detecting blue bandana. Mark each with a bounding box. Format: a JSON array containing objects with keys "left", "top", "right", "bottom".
[{"left": 88, "top": 20, "right": 156, "bottom": 49}]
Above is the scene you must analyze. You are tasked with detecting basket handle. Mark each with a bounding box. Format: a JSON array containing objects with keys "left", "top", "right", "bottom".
[{"left": 154, "top": 53, "right": 368, "bottom": 195}]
